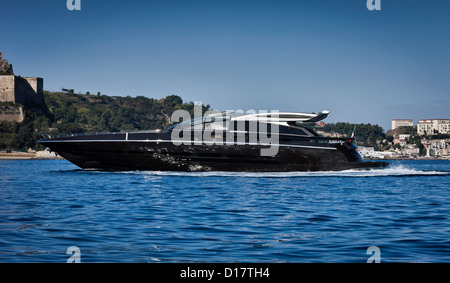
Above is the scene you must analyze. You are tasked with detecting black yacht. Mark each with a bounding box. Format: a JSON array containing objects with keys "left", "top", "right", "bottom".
[{"left": 38, "top": 110, "right": 388, "bottom": 171}]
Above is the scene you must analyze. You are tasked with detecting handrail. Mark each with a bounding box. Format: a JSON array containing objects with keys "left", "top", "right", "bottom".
[{"left": 43, "top": 129, "right": 164, "bottom": 139}]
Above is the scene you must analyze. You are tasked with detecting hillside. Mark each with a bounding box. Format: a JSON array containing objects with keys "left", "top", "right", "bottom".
[
  {"left": 314, "top": 122, "right": 386, "bottom": 149},
  {"left": 44, "top": 91, "right": 209, "bottom": 133}
]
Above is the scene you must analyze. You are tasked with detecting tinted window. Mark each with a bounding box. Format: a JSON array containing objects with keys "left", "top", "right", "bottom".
[{"left": 289, "top": 127, "right": 308, "bottom": 136}]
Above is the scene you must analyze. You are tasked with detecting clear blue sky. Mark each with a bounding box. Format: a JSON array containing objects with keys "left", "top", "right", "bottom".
[{"left": 2, "top": 0, "right": 449, "bottom": 131}]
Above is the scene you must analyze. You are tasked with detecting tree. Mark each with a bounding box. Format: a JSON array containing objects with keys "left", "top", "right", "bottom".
[
  {"left": 164, "top": 95, "right": 183, "bottom": 107},
  {"left": 100, "top": 110, "right": 112, "bottom": 130},
  {"left": 11, "top": 120, "right": 34, "bottom": 150}
]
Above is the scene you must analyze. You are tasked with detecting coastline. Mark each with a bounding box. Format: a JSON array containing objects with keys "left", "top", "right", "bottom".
[
  {"left": 366, "top": 157, "right": 449, "bottom": 161},
  {"left": 0, "top": 151, "right": 63, "bottom": 160}
]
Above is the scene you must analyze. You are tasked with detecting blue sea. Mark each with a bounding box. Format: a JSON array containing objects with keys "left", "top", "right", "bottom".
[{"left": 0, "top": 159, "right": 449, "bottom": 263}]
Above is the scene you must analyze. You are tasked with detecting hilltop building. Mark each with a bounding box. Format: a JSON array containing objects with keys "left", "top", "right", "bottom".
[
  {"left": 0, "top": 51, "right": 44, "bottom": 122},
  {"left": 0, "top": 51, "right": 43, "bottom": 105},
  {"left": 391, "top": 119, "right": 413, "bottom": 130},
  {"left": 417, "top": 119, "right": 450, "bottom": 135}
]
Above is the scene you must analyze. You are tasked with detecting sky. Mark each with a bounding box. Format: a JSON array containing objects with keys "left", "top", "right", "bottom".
[{"left": 2, "top": 0, "right": 449, "bottom": 131}]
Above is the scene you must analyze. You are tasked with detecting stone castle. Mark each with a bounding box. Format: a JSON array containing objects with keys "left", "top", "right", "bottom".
[
  {"left": 0, "top": 51, "right": 44, "bottom": 122},
  {"left": 0, "top": 51, "right": 44, "bottom": 105}
]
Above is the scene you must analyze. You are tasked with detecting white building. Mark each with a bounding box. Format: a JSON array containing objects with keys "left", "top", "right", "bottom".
[
  {"left": 357, "top": 147, "right": 399, "bottom": 159},
  {"left": 392, "top": 119, "right": 413, "bottom": 130},
  {"left": 393, "top": 134, "right": 410, "bottom": 147},
  {"left": 398, "top": 134, "right": 410, "bottom": 140},
  {"left": 402, "top": 144, "right": 420, "bottom": 157},
  {"left": 422, "top": 139, "right": 450, "bottom": 157},
  {"left": 358, "top": 147, "right": 374, "bottom": 158},
  {"left": 417, "top": 119, "right": 450, "bottom": 135}
]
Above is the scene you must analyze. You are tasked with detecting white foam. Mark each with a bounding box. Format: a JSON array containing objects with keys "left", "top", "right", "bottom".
[{"left": 135, "top": 165, "right": 449, "bottom": 178}]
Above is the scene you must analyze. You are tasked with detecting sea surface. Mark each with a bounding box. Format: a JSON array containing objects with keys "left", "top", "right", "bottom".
[{"left": 0, "top": 159, "right": 449, "bottom": 263}]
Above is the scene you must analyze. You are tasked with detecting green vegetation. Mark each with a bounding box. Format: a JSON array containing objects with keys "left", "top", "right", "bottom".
[
  {"left": 0, "top": 101, "right": 53, "bottom": 150},
  {"left": 0, "top": 101, "right": 17, "bottom": 107},
  {"left": 322, "top": 122, "right": 385, "bottom": 147},
  {"left": 44, "top": 91, "right": 208, "bottom": 133},
  {"left": 309, "top": 122, "right": 386, "bottom": 149}
]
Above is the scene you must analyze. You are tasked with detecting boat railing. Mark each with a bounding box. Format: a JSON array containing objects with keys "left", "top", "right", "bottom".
[{"left": 44, "top": 129, "right": 164, "bottom": 139}]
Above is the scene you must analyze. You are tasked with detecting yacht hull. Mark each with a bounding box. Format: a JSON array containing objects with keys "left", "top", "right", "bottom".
[{"left": 39, "top": 138, "right": 388, "bottom": 172}]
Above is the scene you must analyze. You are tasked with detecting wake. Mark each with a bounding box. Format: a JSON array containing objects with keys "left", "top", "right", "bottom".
[{"left": 137, "top": 165, "right": 450, "bottom": 178}]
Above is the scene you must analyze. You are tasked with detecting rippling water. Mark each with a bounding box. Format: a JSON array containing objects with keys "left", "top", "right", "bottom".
[{"left": 1, "top": 159, "right": 449, "bottom": 262}]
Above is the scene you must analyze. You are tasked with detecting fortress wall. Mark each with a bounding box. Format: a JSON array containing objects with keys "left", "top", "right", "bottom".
[
  {"left": 29, "top": 77, "right": 43, "bottom": 94},
  {"left": 0, "top": 75, "right": 16, "bottom": 103},
  {"left": 26, "top": 77, "right": 44, "bottom": 104},
  {"left": 14, "top": 77, "right": 44, "bottom": 104}
]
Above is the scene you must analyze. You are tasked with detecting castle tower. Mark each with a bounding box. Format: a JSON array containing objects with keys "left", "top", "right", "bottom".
[{"left": 0, "top": 51, "right": 14, "bottom": 75}]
